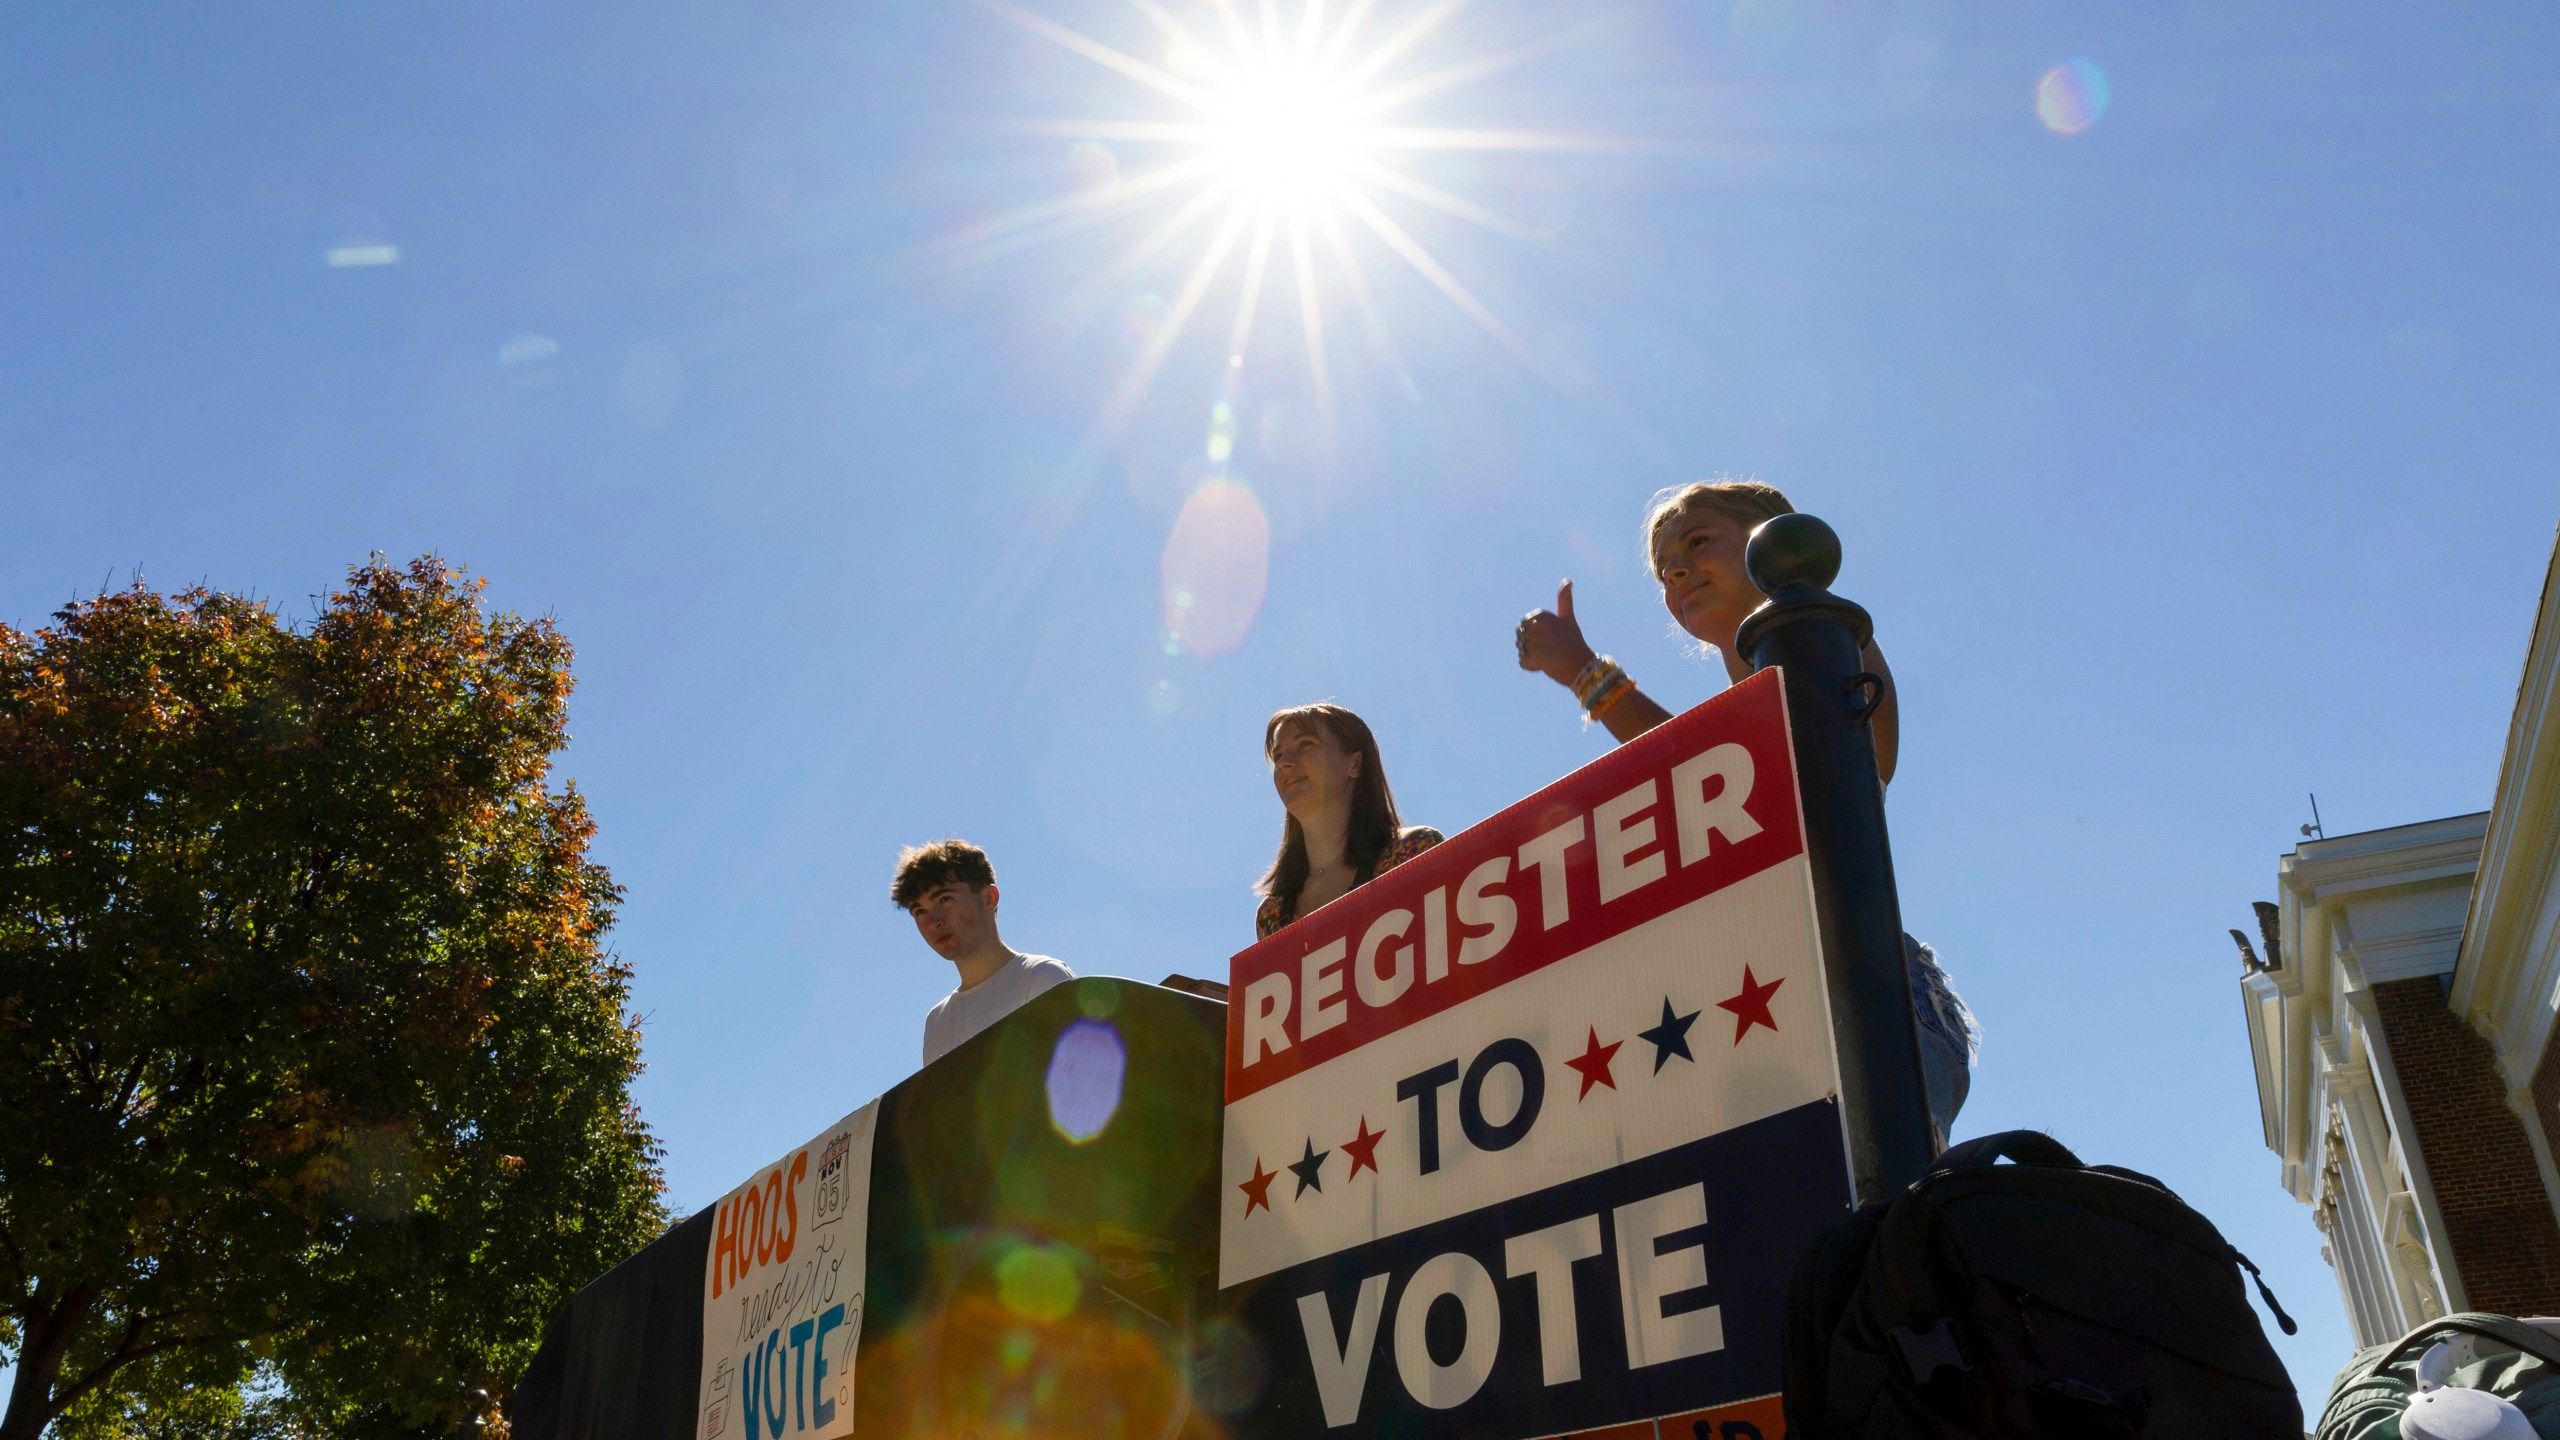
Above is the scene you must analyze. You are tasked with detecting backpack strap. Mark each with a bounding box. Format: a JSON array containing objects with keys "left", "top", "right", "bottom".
[
  {"left": 2351, "top": 1313, "right": 2560, "bottom": 1382},
  {"left": 2229, "top": 1248, "right": 2299, "bottom": 1335},
  {"left": 1932, "top": 1130, "right": 2083, "bottom": 1174}
]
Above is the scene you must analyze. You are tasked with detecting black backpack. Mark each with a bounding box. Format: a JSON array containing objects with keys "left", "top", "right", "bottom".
[{"left": 1782, "top": 1130, "right": 2303, "bottom": 1438}]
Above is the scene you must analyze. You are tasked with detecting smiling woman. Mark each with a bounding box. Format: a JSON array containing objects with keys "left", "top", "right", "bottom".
[
  {"left": 1256, "top": 703, "right": 1443, "bottom": 940},
  {"left": 1514, "top": 480, "right": 1900, "bottom": 785},
  {"left": 1510, "top": 484, "right": 1983, "bottom": 1146}
]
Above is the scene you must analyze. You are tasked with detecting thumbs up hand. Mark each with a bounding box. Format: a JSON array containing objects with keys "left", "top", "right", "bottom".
[{"left": 1514, "top": 580, "right": 1597, "bottom": 688}]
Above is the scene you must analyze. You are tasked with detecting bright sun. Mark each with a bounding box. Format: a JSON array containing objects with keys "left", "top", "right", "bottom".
[
  {"left": 965, "top": 0, "right": 1601, "bottom": 445},
  {"left": 1203, "top": 65, "right": 1362, "bottom": 204}
]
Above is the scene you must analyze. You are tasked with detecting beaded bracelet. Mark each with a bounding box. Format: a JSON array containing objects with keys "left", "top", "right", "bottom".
[
  {"left": 1572, "top": 656, "right": 1620, "bottom": 709},
  {"left": 1587, "top": 671, "right": 1637, "bottom": 720},
  {"left": 1574, "top": 656, "right": 1633, "bottom": 717}
]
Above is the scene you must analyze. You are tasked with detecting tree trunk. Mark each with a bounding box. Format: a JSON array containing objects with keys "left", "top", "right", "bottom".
[{"left": 1, "top": 1280, "right": 94, "bottom": 1440}]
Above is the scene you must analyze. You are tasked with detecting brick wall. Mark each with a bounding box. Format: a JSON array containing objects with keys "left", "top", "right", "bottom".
[
  {"left": 2534, "top": 1031, "right": 2560, "bottom": 1243},
  {"left": 2372, "top": 977, "right": 2560, "bottom": 1316}
]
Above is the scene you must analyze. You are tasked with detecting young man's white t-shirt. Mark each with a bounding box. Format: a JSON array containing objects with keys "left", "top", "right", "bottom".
[{"left": 920, "top": 953, "right": 1074, "bottom": 1067}]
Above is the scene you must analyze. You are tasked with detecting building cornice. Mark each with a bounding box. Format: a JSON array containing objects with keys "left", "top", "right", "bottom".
[
  {"left": 2452, "top": 523, "right": 2560, "bottom": 1088},
  {"left": 2252, "top": 815, "right": 2488, "bottom": 1188},
  {"left": 2282, "top": 816, "right": 2489, "bottom": 905}
]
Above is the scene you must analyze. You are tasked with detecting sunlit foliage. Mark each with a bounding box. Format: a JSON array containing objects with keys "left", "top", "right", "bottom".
[{"left": 0, "top": 558, "right": 664, "bottom": 1439}]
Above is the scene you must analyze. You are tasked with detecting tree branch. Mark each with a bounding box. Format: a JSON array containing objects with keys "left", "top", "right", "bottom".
[
  {"left": 43, "top": 1319, "right": 208, "bottom": 1421},
  {"left": 0, "top": 1216, "right": 25, "bottom": 1291},
  {"left": 112, "top": 1057, "right": 148, "bottom": 1119},
  {"left": 1, "top": 1279, "right": 100, "bottom": 1440}
]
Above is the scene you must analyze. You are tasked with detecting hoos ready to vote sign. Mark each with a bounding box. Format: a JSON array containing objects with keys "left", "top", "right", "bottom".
[
  {"left": 696, "top": 1103, "right": 880, "bottom": 1440},
  {"left": 1220, "top": 670, "right": 1854, "bottom": 1439}
]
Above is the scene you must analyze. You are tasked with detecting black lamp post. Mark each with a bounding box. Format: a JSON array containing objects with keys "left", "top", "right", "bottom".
[{"left": 1735, "top": 513, "right": 1937, "bottom": 1204}]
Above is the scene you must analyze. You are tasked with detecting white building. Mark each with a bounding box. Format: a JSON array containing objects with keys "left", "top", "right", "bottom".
[{"left": 2241, "top": 524, "right": 2560, "bottom": 1343}]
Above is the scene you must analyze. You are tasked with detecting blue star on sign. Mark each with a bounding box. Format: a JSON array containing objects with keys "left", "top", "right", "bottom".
[
  {"left": 1638, "top": 997, "right": 1701, "bottom": 1073},
  {"left": 1288, "top": 1137, "right": 1329, "bottom": 1198}
]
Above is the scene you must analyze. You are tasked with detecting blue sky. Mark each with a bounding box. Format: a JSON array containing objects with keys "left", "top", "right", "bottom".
[{"left": 8, "top": 0, "right": 2559, "bottom": 1402}]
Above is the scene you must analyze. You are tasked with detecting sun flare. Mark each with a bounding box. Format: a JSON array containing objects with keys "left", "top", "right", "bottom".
[
  {"left": 1203, "top": 64, "right": 1363, "bottom": 205},
  {"left": 962, "top": 0, "right": 1610, "bottom": 454}
]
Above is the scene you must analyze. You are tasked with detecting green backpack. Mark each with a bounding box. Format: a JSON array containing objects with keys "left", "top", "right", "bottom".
[{"left": 2318, "top": 1313, "right": 2560, "bottom": 1440}]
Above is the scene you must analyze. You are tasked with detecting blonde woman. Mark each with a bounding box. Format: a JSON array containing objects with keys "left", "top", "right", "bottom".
[{"left": 1515, "top": 480, "right": 1977, "bottom": 1147}]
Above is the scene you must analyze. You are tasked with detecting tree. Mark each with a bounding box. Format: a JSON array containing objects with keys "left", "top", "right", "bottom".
[
  {"left": 50, "top": 1358, "right": 298, "bottom": 1440},
  {"left": 0, "top": 558, "right": 665, "bottom": 1439}
]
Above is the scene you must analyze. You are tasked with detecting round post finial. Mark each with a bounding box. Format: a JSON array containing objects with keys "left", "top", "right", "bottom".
[
  {"left": 1745, "top": 513, "right": 1842, "bottom": 596},
  {"left": 1735, "top": 511, "right": 1871, "bottom": 659}
]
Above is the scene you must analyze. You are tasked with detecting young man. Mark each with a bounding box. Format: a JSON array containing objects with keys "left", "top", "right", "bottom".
[{"left": 892, "top": 839, "right": 1074, "bottom": 1068}]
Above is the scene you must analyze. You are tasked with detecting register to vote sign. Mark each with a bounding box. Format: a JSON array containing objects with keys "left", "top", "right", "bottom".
[{"left": 1220, "top": 670, "right": 1854, "bottom": 1439}]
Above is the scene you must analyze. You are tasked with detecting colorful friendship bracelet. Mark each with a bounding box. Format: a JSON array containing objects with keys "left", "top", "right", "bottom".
[
  {"left": 1573, "top": 656, "right": 1634, "bottom": 718},
  {"left": 1571, "top": 655, "right": 1617, "bottom": 705},
  {"left": 1587, "top": 672, "right": 1637, "bottom": 719}
]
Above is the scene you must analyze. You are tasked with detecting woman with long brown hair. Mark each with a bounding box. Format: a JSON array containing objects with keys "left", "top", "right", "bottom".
[{"left": 1254, "top": 704, "right": 1442, "bottom": 940}]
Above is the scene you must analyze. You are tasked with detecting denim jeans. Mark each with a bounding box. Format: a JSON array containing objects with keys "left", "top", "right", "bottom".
[{"left": 1905, "top": 935, "right": 1978, "bottom": 1152}]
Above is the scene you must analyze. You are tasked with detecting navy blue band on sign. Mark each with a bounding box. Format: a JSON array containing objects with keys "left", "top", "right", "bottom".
[{"left": 1224, "top": 1098, "right": 1851, "bottom": 1440}]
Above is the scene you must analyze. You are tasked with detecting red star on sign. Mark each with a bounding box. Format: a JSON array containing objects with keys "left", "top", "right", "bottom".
[
  {"left": 1238, "top": 1158, "right": 1277, "bottom": 1216},
  {"left": 1566, "top": 1026, "right": 1622, "bottom": 1099},
  {"left": 1718, "top": 966, "right": 1785, "bottom": 1044},
  {"left": 1341, "top": 1117, "right": 1385, "bottom": 1179}
]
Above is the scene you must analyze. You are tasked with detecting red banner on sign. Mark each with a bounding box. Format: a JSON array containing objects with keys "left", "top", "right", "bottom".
[{"left": 1226, "top": 669, "right": 1806, "bottom": 1103}]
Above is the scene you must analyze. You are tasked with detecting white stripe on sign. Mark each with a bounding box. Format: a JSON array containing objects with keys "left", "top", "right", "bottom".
[{"left": 1219, "top": 858, "right": 1838, "bottom": 1287}]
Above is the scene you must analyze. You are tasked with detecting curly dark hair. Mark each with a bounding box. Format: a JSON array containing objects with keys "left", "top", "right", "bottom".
[{"left": 890, "top": 839, "right": 996, "bottom": 909}]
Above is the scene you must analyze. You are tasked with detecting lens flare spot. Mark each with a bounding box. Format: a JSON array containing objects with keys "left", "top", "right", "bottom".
[
  {"left": 325, "top": 244, "right": 399, "bottom": 268},
  {"left": 1160, "top": 479, "right": 1269, "bottom": 659},
  {"left": 1064, "top": 141, "right": 1119, "bottom": 205},
  {"left": 324, "top": 205, "right": 397, "bottom": 268},
  {"left": 860, "top": 1292, "right": 1185, "bottom": 1436},
  {"left": 2036, "top": 58, "right": 2109, "bottom": 135},
  {"left": 1074, "top": 977, "right": 1122, "bottom": 1019},
  {"left": 995, "top": 1243, "right": 1082, "bottom": 1322},
  {"left": 497, "top": 333, "right": 560, "bottom": 386},
  {"left": 1045, "top": 1019, "right": 1127, "bottom": 1143},
  {"left": 1206, "top": 400, "right": 1237, "bottom": 464},
  {"left": 1194, "top": 1317, "right": 1271, "bottom": 1416},
  {"left": 1118, "top": 293, "right": 1169, "bottom": 353}
]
